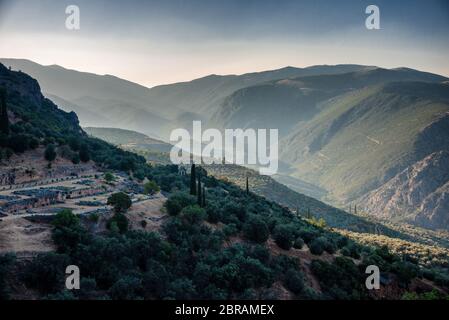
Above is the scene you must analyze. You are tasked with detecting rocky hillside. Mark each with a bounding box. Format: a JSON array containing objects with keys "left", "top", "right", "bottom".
[
  {"left": 279, "top": 81, "right": 449, "bottom": 230},
  {"left": 361, "top": 150, "right": 449, "bottom": 230},
  {"left": 0, "top": 62, "right": 152, "bottom": 178},
  {"left": 0, "top": 64, "right": 82, "bottom": 137}
]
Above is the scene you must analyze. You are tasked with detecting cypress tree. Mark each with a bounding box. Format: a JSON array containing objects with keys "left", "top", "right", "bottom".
[
  {"left": 190, "top": 163, "right": 196, "bottom": 195},
  {"left": 0, "top": 88, "right": 9, "bottom": 135},
  {"left": 197, "top": 172, "right": 202, "bottom": 206},
  {"left": 246, "top": 176, "right": 249, "bottom": 195},
  {"left": 202, "top": 186, "right": 206, "bottom": 207},
  {"left": 354, "top": 205, "right": 357, "bottom": 215}
]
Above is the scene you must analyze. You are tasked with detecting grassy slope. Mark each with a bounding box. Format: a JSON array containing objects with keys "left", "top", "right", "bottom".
[{"left": 282, "top": 82, "right": 449, "bottom": 202}]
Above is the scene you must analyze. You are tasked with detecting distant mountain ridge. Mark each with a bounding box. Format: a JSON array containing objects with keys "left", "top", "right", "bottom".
[{"left": 0, "top": 58, "right": 373, "bottom": 135}]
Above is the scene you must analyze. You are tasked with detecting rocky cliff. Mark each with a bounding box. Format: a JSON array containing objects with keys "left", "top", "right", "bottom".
[{"left": 361, "top": 150, "right": 449, "bottom": 230}]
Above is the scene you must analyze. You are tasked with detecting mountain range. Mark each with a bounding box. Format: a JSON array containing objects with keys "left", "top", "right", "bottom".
[{"left": 2, "top": 58, "right": 448, "bottom": 231}]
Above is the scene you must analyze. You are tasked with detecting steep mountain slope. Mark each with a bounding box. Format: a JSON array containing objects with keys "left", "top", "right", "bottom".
[
  {"left": 45, "top": 94, "right": 111, "bottom": 127},
  {"left": 211, "top": 68, "right": 448, "bottom": 134},
  {"left": 361, "top": 150, "right": 449, "bottom": 230},
  {"left": 0, "top": 64, "right": 83, "bottom": 137},
  {"left": 204, "top": 163, "right": 385, "bottom": 233},
  {"left": 211, "top": 69, "right": 449, "bottom": 231},
  {"left": 281, "top": 81, "right": 449, "bottom": 229}
]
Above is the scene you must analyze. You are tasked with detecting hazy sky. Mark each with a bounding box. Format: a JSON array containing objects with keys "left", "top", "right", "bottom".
[{"left": 1, "top": 0, "right": 448, "bottom": 87}]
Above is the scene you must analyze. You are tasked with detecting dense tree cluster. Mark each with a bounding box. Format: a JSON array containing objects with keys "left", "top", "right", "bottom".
[{"left": 8, "top": 164, "right": 449, "bottom": 300}]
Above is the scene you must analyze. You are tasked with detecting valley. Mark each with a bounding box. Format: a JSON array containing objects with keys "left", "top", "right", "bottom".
[
  {"left": 4, "top": 58, "right": 448, "bottom": 232},
  {"left": 1, "top": 60, "right": 449, "bottom": 301},
  {"left": 86, "top": 126, "right": 449, "bottom": 251}
]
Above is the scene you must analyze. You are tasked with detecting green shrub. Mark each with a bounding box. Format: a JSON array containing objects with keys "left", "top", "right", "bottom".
[
  {"left": 52, "top": 209, "right": 89, "bottom": 253},
  {"left": 167, "top": 278, "right": 197, "bottom": 299},
  {"left": 243, "top": 216, "right": 269, "bottom": 243},
  {"left": 311, "top": 257, "right": 365, "bottom": 299},
  {"left": 298, "top": 229, "right": 320, "bottom": 244},
  {"left": 273, "top": 225, "right": 295, "bottom": 250},
  {"left": 44, "top": 144, "right": 56, "bottom": 161},
  {"left": 71, "top": 153, "right": 80, "bottom": 164},
  {"left": 144, "top": 180, "right": 160, "bottom": 195},
  {"left": 107, "top": 213, "right": 129, "bottom": 234},
  {"left": 341, "top": 242, "right": 361, "bottom": 259},
  {"left": 107, "top": 192, "right": 132, "bottom": 213},
  {"left": 223, "top": 223, "right": 239, "bottom": 237},
  {"left": 309, "top": 237, "right": 326, "bottom": 255},
  {"left": 284, "top": 269, "right": 304, "bottom": 294},
  {"left": 79, "top": 144, "right": 90, "bottom": 162},
  {"left": 8, "top": 134, "right": 29, "bottom": 153},
  {"left": 205, "top": 203, "right": 221, "bottom": 223},
  {"left": 108, "top": 276, "right": 142, "bottom": 300},
  {"left": 53, "top": 209, "right": 80, "bottom": 229},
  {"left": 164, "top": 192, "right": 196, "bottom": 216},
  {"left": 223, "top": 202, "right": 247, "bottom": 222},
  {"left": 29, "top": 137, "right": 39, "bottom": 149},
  {"left": 293, "top": 237, "right": 304, "bottom": 249},
  {"left": 392, "top": 261, "right": 419, "bottom": 287},
  {"left": 104, "top": 172, "right": 115, "bottom": 182},
  {"left": 23, "top": 252, "right": 71, "bottom": 294},
  {"left": 180, "top": 205, "right": 207, "bottom": 224}
]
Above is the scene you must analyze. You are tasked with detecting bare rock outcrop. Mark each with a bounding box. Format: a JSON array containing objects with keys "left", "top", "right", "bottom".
[{"left": 361, "top": 150, "right": 449, "bottom": 230}]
